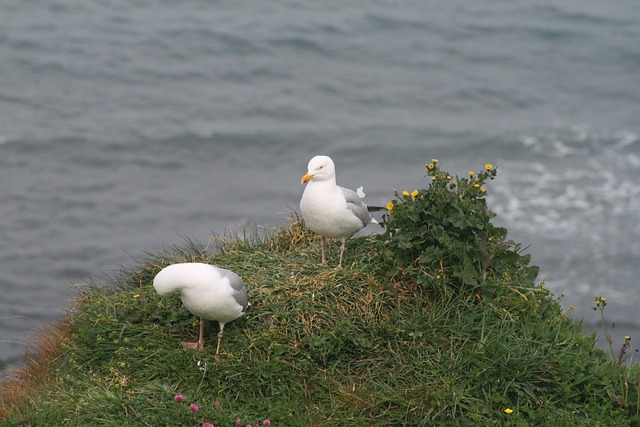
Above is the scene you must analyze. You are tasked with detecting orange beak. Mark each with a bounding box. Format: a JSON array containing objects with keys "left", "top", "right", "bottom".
[{"left": 301, "top": 173, "right": 314, "bottom": 184}]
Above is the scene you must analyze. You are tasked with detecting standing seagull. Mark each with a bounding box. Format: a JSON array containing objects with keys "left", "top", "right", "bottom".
[
  {"left": 153, "top": 263, "right": 249, "bottom": 356},
  {"left": 300, "top": 155, "right": 383, "bottom": 267}
]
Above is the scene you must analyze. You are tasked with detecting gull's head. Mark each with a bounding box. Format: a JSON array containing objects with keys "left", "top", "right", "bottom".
[{"left": 301, "top": 155, "right": 335, "bottom": 184}]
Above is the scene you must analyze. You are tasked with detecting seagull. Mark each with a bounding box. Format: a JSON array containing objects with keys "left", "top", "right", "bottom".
[
  {"left": 300, "top": 155, "right": 384, "bottom": 267},
  {"left": 153, "top": 263, "right": 249, "bottom": 356}
]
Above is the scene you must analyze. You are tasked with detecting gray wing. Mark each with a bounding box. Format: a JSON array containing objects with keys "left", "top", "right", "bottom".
[
  {"left": 339, "top": 186, "right": 373, "bottom": 227},
  {"left": 220, "top": 268, "right": 250, "bottom": 311}
]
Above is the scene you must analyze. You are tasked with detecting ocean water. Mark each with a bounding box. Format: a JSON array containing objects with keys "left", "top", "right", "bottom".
[{"left": 1, "top": 0, "right": 639, "bottom": 370}]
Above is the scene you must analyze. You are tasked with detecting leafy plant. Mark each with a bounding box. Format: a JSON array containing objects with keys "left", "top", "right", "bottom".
[
  {"left": 382, "top": 159, "right": 537, "bottom": 293},
  {"left": 594, "top": 295, "right": 640, "bottom": 416}
]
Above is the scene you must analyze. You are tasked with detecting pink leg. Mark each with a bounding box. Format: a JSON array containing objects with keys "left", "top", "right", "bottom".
[
  {"left": 338, "top": 238, "right": 346, "bottom": 268},
  {"left": 215, "top": 323, "right": 226, "bottom": 358},
  {"left": 197, "top": 319, "right": 206, "bottom": 350},
  {"left": 321, "top": 237, "right": 327, "bottom": 265},
  {"left": 181, "top": 318, "right": 205, "bottom": 351}
]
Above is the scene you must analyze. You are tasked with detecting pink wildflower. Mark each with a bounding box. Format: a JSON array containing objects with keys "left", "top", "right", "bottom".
[
  {"left": 189, "top": 403, "right": 199, "bottom": 413},
  {"left": 263, "top": 420, "right": 271, "bottom": 426},
  {"left": 235, "top": 419, "right": 242, "bottom": 426},
  {"left": 173, "top": 394, "right": 184, "bottom": 403},
  {"left": 202, "top": 423, "right": 214, "bottom": 427},
  {"left": 214, "top": 401, "right": 221, "bottom": 408}
]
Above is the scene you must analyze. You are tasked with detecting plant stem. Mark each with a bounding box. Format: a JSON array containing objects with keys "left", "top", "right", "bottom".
[{"left": 599, "top": 307, "right": 615, "bottom": 360}]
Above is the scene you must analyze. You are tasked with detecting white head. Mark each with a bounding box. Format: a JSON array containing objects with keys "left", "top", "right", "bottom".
[
  {"left": 301, "top": 155, "right": 336, "bottom": 184},
  {"left": 153, "top": 263, "right": 212, "bottom": 296}
]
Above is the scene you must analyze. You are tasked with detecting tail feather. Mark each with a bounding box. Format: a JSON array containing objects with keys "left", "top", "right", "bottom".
[{"left": 367, "top": 205, "right": 387, "bottom": 212}]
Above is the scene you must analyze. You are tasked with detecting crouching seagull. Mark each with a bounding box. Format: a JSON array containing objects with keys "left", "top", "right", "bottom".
[{"left": 153, "top": 263, "right": 249, "bottom": 356}]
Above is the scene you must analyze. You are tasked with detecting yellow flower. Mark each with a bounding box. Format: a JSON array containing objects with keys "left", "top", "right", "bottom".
[
  {"left": 431, "top": 177, "right": 436, "bottom": 181},
  {"left": 402, "top": 190, "right": 410, "bottom": 196},
  {"left": 427, "top": 163, "right": 434, "bottom": 170},
  {"left": 474, "top": 183, "right": 480, "bottom": 188},
  {"left": 387, "top": 202, "right": 394, "bottom": 212},
  {"left": 411, "top": 190, "right": 419, "bottom": 198},
  {"left": 480, "top": 187, "right": 486, "bottom": 193},
  {"left": 485, "top": 163, "right": 493, "bottom": 170},
  {"left": 133, "top": 294, "right": 140, "bottom": 299},
  {"left": 447, "top": 175, "right": 452, "bottom": 180},
  {"left": 432, "top": 158, "right": 439, "bottom": 163},
  {"left": 436, "top": 275, "right": 441, "bottom": 279},
  {"left": 625, "top": 335, "right": 631, "bottom": 341},
  {"left": 468, "top": 171, "right": 475, "bottom": 177},
  {"left": 504, "top": 408, "right": 513, "bottom": 415}
]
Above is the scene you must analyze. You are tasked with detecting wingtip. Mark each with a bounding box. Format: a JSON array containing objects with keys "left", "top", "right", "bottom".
[{"left": 366, "top": 205, "right": 387, "bottom": 212}]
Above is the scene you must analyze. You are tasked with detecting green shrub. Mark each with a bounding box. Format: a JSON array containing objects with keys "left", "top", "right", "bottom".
[{"left": 382, "top": 159, "right": 537, "bottom": 294}]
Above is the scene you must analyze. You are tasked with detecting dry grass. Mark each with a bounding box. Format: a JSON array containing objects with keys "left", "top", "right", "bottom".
[{"left": 0, "top": 317, "right": 71, "bottom": 417}]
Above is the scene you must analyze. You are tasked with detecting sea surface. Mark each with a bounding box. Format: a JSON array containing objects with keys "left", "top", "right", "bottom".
[{"left": 1, "top": 0, "right": 639, "bottom": 370}]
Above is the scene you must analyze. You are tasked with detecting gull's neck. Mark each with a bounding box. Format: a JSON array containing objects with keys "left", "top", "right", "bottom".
[{"left": 310, "top": 174, "right": 337, "bottom": 191}]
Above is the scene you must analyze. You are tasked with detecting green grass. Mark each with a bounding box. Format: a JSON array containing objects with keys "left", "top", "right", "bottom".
[{"left": 1, "top": 219, "right": 638, "bottom": 426}]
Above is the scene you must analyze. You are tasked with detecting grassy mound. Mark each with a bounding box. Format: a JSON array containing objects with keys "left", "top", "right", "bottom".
[{"left": 1, "top": 162, "right": 639, "bottom": 426}]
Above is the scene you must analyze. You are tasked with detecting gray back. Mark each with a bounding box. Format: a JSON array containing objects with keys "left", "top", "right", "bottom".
[
  {"left": 221, "top": 268, "right": 250, "bottom": 311},
  {"left": 340, "top": 186, "right": 373, "bottom": 227}
]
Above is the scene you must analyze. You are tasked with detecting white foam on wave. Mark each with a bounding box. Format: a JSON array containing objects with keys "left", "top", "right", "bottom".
[
  {"left": 491, "top": 124, "right": 640, "bottom": 321},
  {"left": 614, "top": 131, "right": 638, "bottom": 149},
  {"left": 499, "top": 126, "right": 640, "bottom": 235}
]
